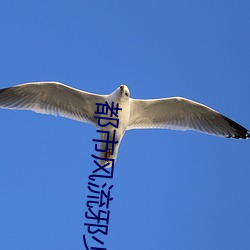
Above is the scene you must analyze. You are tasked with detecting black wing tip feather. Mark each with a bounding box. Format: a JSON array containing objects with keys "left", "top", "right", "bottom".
[{"left": 222, "top": 115, "right": 250, "bottom": 139}]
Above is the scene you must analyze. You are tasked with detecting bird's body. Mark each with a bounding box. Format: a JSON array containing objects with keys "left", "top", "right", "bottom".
[
  {"left": 96, "top": 86, "right": 131, "bottom": 165},
  {"left": 0, "top": 82, "right": 249, "bottom": 167}
]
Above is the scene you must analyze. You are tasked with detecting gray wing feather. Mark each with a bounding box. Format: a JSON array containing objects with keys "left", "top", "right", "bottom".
[
  {"left": 0, "top": 82, "right": 106, "bottom": 126},
  {"left": 128, "top": 97, "right": 249, "bottom": 139}
]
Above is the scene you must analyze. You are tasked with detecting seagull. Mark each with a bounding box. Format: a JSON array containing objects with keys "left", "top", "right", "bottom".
[{"left": 0, "top": 82, "right": 249, "bottom": 167}]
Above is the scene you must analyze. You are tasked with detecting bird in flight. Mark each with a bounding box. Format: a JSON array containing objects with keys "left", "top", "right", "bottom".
[{"left": 0, "top": 82, "right": 249, "bottom": 167}]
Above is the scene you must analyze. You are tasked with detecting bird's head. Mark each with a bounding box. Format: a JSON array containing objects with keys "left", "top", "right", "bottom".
[
  {"left": 109, "top": 84, "right": 130, "bottom": 103},
  {"left": 119, "top": 84, "right": 130, "bottom": 99}
]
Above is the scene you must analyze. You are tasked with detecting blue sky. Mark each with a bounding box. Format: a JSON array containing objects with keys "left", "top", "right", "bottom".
[{"left": 0, "top": 1, "right": 249, "bottom": 249}]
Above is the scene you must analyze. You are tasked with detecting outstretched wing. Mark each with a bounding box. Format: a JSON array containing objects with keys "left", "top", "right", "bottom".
[
  {"left": 0, "top": 82, "right": 106, "bottom": 126},
  {"left": 128, "top": 97, "right": 249, "bottom": 139}
]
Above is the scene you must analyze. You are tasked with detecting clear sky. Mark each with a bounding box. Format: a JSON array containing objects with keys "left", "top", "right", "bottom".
[{"left": 0, "top": 1, "right": 249, "bottom": 250}]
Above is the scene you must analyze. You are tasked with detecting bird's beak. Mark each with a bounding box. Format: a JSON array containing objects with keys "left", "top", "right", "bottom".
[{"left": 120, "top": 85, "right": 124, "bottom": 93}]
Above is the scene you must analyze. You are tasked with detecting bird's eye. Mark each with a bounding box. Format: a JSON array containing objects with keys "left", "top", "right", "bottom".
[{"left": 125, "top": 92, "right": 129, "bottom": 97}]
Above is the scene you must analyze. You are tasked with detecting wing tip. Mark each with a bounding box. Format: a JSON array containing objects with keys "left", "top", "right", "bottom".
[
  {"left": 227, "top": 132, "right": 250, "bottom": 139},
  {"left": 223, "top": 115, "right": 250, "bottom": 139}
]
